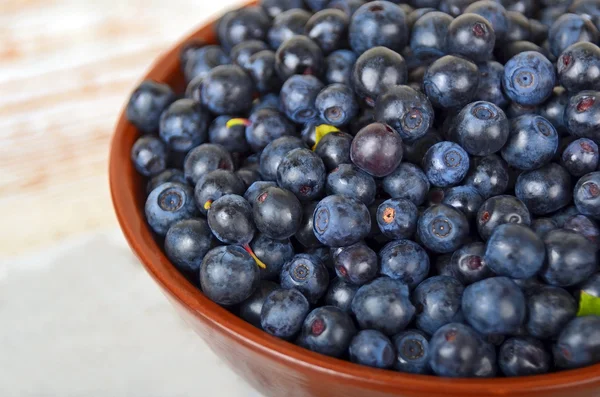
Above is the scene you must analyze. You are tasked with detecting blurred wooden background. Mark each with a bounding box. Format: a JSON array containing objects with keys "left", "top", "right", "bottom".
[{"left": 0, "top": 0, "right": 242, "bottom": 256}]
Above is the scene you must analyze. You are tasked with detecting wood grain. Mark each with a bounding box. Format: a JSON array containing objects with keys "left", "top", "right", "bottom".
[{"left": 0, "top": 0, "right": 243, "bottom": 256}]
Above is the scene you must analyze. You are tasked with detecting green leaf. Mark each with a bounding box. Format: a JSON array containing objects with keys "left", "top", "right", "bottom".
[{"left": 577, "top": 291, "right": 600, "bottom": 317}]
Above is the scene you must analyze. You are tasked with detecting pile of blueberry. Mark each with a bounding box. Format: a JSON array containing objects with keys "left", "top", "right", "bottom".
[{"left": 127, "top": 0, "right": 600, "bottom": 378}]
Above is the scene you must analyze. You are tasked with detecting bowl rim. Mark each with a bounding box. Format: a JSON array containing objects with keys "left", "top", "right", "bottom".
[{"left": 109, "top": 5, "right": 600, "bottom": 395}]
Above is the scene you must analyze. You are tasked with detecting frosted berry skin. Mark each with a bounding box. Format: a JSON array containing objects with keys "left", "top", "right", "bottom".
[
  {"left": 314, "top": 131, "right": 353, "bottom": 171},
  {"left": 324, "top": 49, "right": 357, "bottom": 85},
  {"left": 423, "top": 55, "right": 480, "bottom": 109},
  {"left": 280, "top": 74, "right": 325, "bottom": 124},
  {"left": 500, "top": 115, "right": 558, "bottom": 171},
  {"left": 250, "top": 234, "right": 295, "bottom": 281},
  {"left": 131, "top": 136, "right": 168, "bottom": 177},
  {"left": 515, "top": 163, "right": 572, "bottom": 215},
  {"left": 499, "top": 337, "right": 551, "bottom": 377},
  {"left": 332, "top": 242, "right": 378, "bottom": 286},
  {"left": 502, "top": 51, "right": 556, "bottom": 106},
  {"left": 200, "top": 245, "right": 260, "bottom": 306},
  {"left": 260, "top": 288, "right": 310, "bottom": 340},
  {"left": 350, "top": 123, "right": 404, "bottom": 178},
  {"left": 526, "top": 286, "right": 577, "bottom": 340},
  {"left": 463, "top": 154, "right": 509, "bottom": 199},
  {"left": 268, "top": 9, "right": 312, "bottom": 50},
  {"left": 417, "top": 204, "right": 470, "bottom": 254},
  {"left": 145, "top": 182, "right": 198, "bottom": 236},
  {"left": 126, "top": 80, "right": 176, "bottom": 134},
  {"left": 554, "top": 316, "right": 600, "bottom": 369},
  {"left": 380, "top": 240, "right": 430, "bottom": 289},
  {"left": 476, "top": 61, "right": 509, "bottom": 108},
  {"left": 382, "top": 163, "right": 431, "bottom": 206},
  {"left": 449, "top": 242, "right": 494, "bottom": 285},
  {"left": 476, "top": 195, "right": 532, "bottom": 241},
  {"left": 200, "top": 65, "right": 255, "bottom": 115},
  {"left": 376, "top": 198, "right": 419, "bottom": 240},
  {"left": 276, "top": 35, "right": 324, "bottom": 80},
  {"left": 252, "top": 186, "right": 303, "bottom": 240},
  {"left": 164, "top": 218, "right": 214, "bottom": 276},
  {"left": 298, "top": 306, "right": 357, "bottom": 358},
  {"left": 422, "top": 142, "right": 470, "bottom": 188},
  {"left": 351, "top": 277, "right": 416, "bottom": 336},
  {"left": 315, "top": 83, "right": 359, "bottom": 127},
  {"left": 548, "top": 13, "right": 600, "bottom": 58},
  {"left": 557, "top": 42, "right": 600, "bottom": 93},
  {"left": 393, "top": 330, "right": 431, "bottom": 374},
  {"left": 442, "top": 185, "right": 484, "bottom": 221},
  {"left": 445, "top": 13, "right": 496, "bottom": 62},
  {"left": 428, "top": 323, "right": 484, "bottom": 378},
  {"left": 561, "top": 138, "right": 599, "bottom": 177},
  {"left": 484, "top": 223, "right": 545, "bottom": 279},
  {"left": 374, "top": 85, "right": 435, "bottom": 142},
  {"left": 158, "top": 99, "right": 209, "bottom": 152},
  {"left": 565, "top": 91, "right": 600, "bottom": 141},
  {"left": 277, "top": 148, "right": 327, "bottom": 201},
  {"left": 410, "top": 11, "right": 453, "bottom": 61},
  {"left": 207, "top": 194, "right": 255, "bottom": 246},
  {"left": 462, "top": 277, "right": 526, "bottom": 335},
  {"left": 326, "top": 164, "right": 376, "bottom": 205},
  {"left": 349, "top": 330, "right": 395, "bottom": 369},
  {"left": 281, "top": 253, "right": 330, "bottom": 304},
  {"left": 259, "top": 137, "right": 307, "bottom": 182},
  {"left": 305, "top": 9, "right": 350, "bottom": 54},
  {"left": 541, "top": 229, "right": 598, "bottom": 287},
  {"left": 217, "top": 6, "right": 271, "bottom": 51},
  {"left": 348, "top": 1, "right": 409, "bottom": 55},
  {"left": 313, "top": 195, "right": 371, "bottom": 247},
  {"left": 574, "top": 171, "right": 600, "bottom": 219},
  {"left": 351, "top": 47, "right": 408, "bottom": 107},
  {"left": 464, "top": 0, "right": 509, "bottom": 41}
]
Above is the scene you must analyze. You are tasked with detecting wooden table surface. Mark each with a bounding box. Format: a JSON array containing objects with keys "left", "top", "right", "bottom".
[{"left": 1, "top": 0, "right": 242, "bottom": 256}]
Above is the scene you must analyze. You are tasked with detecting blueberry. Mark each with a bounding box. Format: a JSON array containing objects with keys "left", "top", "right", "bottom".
[
  {"left": 164, "top": 218, "right": 214, "bottom": 276},
  {"left": 351, "top": 47, "right": 408, "bottom": 107},
  {"left": 393, "top": 330, "right": 431, "bottom": 374},
  {"left": 465, "top": 0, "right": 509, "bottom": 41},
  {"left": 498, "top": 40, "right": 552, "bottom": 65},
  {"left": 252, "top": 186, "right": 302, "bottom": 239},
  {"left": 531, "top": 217, "right": 558, "bottom": 238},
  {"left": 434, "top": 254, "right": 455, "bottom": 278},
  {"left": 380, "top": 240, "right": 430, "bottom": 289},
  {"left": 499, "top": 337, "right": 551, "bottom": 376},
  {"left": 200, "top": 245, "right": 260, "bottom": 306},
  {"left": 462, "top": 277, "right": 526, "bottom": 335},
  {"left": 231, "top": 40, "right": 269, "bottom": 70},
  {"left": 250, "top": 233, "right": 295, "bottom": 281},
  {"left": 549, "top": 13, "right": 599, "bottom": 58},
  {"left": 439, "top": 0, "right": 477, "bottom": 17},
  {"left": 475, "top": 61, "right": 509, "bottom": 108},
  {"left": 505, "top": 10, "right": 532, "bottom": 42},
  {"left": 127, "top": 80, "right": 176, "bottom": 133},
  {"left": 201, "top": 65, "right": 254, "bottom": 115},
  {"left": 244, "top": 181, "right": 277, "bottom": 203},
  {"left": 352, "top": 277, "right": 415, "bottom": 336},
  {"left": 324, "top": 50, "right": 357, "bottom": 86},
  {"left": 245, "top": 50, "right": 281, "bottom": 94},
  {"left": 526, "top": 285, "right": 577, "bottom": 340},
  {"left": 449, "top": 241, "right": 493, "bottom": 285},
  {"left": 446, "top": 13, "right": 495, "bottom": 62},
  {"left": 348, "top": 1, "right": 409, "bottom": 54},
  {"left": 305, "top": 0, "right": 330, "bottom": 11},
  {"left": 351, "top": 123, "right": 404, "bottom": 178},
  {"left": 476, "top": 195, "right": 531, "bottom": 241},
  {"left": 259, "top": 137, "right": 306, "bottom": 182},
  {"left": 410, "top": 11, "right": 453, "bottom": 61},
  {"left": 450, "top": 102, "right": 509, "bottom": 157},
  {"left": 147, "top": 169, "right": 187, "bottom": 194},
  {"left": 276, "top": 36, "right": 324, "bottom": 80},
  {"left": 503, "top": 52, "right": 556, "bottom": 107},
  {"left": 552, "top": 205, "right": 581, "bottom": 227},
  {"left": 298, "top": 306, "right": 357, "bottom": 357},
  {"left": 281, "top": 253, "right": 329, "bottom": 303},
  {"left": 564, "top": 214, "right": 600, "bottom": 248},
  {"left": 208, "top": 116, "right": 250, "bottom": 153},
  {"left": 558, "top": 42, "right": 600, "bottom": 93},
  {"left": 540, "top": 87, "right": 569, "bottom": 132},
  {"left": 428, "top": 323, "right": 483, "bottom": 377},
  {"left": 268, "top": 9, "right": 312, "bottom": 49},
  {"left": 515, "top": 163, "right": 572, "bottom": 215},
  {"left": 423, "top": 141, "right": 470, "bottom": 188},
  {"left": 158, "top": 99, "right": 210, "bottom": 152},
  {"left": 329, "top": 0, "right": 367, "bottom": 16},
  {"left": 252, "top": 93, "right": 280, "bottom": 113},
  {"left": 261, "top": 288, "right": 310, "bottom": 340},
  {"left": 294, "top": 201, "right": 323, "bottom": 248},
  {"left": 501, "top": 115, "right": 558, "bottom": 171},
  {"left": 349, "top": 330, "right": 395, "bottom": 369},
  {"left": 305, "top": 9, "right": 349, "bottom": 54},
  {"left": 383, "top": 163, "right": 431, "bottom": 206},
  {"left": 182, "top": 45, "right": 231, "bottom": 83},
  {"left": 565, "top": 91, "right": 600, "bottom": 141},
  {"left": 580, "top": 272, "right": 600, "bottom": 298},
  {"left": 403, "top": 131, "right": 443, "bottom": 166},
  {"left": 314, "top": 131, "right": 353, "bottom": 171},
  {"left": 260, "top": 0, "right": 305, "bottom": 18},
  {"left": 374, "top": 85, "right": 435, "bottom": 142},
  {"left": 240, "top": 280, "right": 279, "bottom": 328},
  {"left": 194, "top": 170, "right": 246, "bottom": 215},
  {"left": 423, "top": 55, "right": 480, "bottom": 109},
  {"left": 207, "top": 194, "right": 255, "bottom": 246},
  {"left": 277, "top": 148, "right": 326, "bottom": 201},
  {"left": 442, "top": 186, "right": 484, "bottom": 220},
  {"left": 541, "top": 229, "right": 598, "bottom": 286},
  {"left": 417, "top": 204, "right": 470, "bottom": 253},
  {"left": 574, "top": 171, "right": 600, "bottom": 219},
  {"left": 315, "top": 84, "right": 358, "bottom": 127},
  {"left": 313, "top": 195, "right": 371, "bottom": 247},
  {"left": 280, "top": 74, "right": 324, "bottom": 123},
  {"left": 131, "top": 136, "right": 168, "bottom": 177},
  {"left": 217, "top": 6, "right": 271, "bottom": 51},
  {"left": 562, "top": 138, "right": 599, "bottom": 177},
  {"left": 246, "top": 108, "right": 297, "bottom": 152},
  {"left": 377, "top": 198, "right": 419, "bottom": 240},
  {"left": 554, "top": 316, "right": 600, "bottom": 369},
  {"left": 569, "top": 0, "right": 600, "bottom": 31},
  {"left": 484, "top": 223, "right": 545, "bottom": 279},
  {"left": 145, "top": 182, "right": 198, "bottom": 235},
  {"left": 413, "top": 275, "right": 464, "bottom": 335},
  {"left": 326, "top": 164, "right": 376, "bottom": 205}
]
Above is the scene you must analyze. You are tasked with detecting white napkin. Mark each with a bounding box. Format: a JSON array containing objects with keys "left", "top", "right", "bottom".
[{"left": 0, "top": 230, "right": 264, "bottom": 397}]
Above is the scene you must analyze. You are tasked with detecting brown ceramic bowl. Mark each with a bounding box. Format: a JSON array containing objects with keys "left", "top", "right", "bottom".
[{"left": 109, "top": 4, "right": 600, "bottom": 396}]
